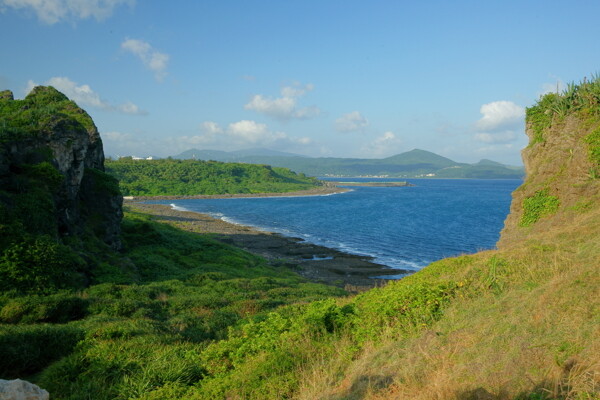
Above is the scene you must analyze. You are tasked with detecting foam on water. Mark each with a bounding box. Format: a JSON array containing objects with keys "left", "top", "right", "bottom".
[{"left": 169, "top": 203, "right": 190, "bottom": 212}]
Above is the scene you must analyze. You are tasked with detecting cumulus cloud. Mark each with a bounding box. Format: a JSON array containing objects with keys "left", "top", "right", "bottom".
[
  {"left": 473, "top": 100, "right": 524, "bottom": 144},
  {"left": 26, "top": 76, "right": 146, "bottom": 115},
  {"left": 175, "top": 120, "right": 313, "bottom": 151},
  {"left": 361, "top": 131, "right": 403, "bottom": 157},
  {"left": 335, "top": 111, "right": 369, "bottom": 133},
  {"left": 244, "top": 83, "right": 321, "bottom": 121},
  {"left": 0, "top": 0, "right": 134, "bottom": 24},
  {"left": 475, "top": 101, "right": 524, "bottom": 132},
  {"left": 121, "top": 38, "right": 169, "bottom": 82}
]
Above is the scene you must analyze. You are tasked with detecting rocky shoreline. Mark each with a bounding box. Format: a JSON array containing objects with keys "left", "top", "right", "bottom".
[
  {"left": 122, "top": 184, "right": 350, "bottom": 201},
  {"left": 128, "top": 200, "right": 411, "bottom": 291}
]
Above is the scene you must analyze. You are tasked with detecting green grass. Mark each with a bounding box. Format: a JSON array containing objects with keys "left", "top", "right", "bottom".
[
  {"left": 0, "top": 86, "right": 96, "bottom": 141},
  {"left": 526, "top": 74, "right": 600, "bottom": 146},
  {"left": 0, "top": 210, "right": 345, "bottom": 399},
  {"left": 585, "top": 126, "right": 600, "bottom": 179},
  {"left": 519, "top": 188, "right": 560, "bottom": 227}
]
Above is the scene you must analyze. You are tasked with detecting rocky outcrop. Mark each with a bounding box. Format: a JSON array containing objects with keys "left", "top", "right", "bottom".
[
  {"left": 0, "top": 379, "right": 49, "bottom": 400},
  {"left": 0, "top": 86, "right": 122, "bottom": 249}
]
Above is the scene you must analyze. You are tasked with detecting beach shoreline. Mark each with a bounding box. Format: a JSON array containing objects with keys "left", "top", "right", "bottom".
[{"left": 127, "top": 201, "right": 411, "bottom": 291}]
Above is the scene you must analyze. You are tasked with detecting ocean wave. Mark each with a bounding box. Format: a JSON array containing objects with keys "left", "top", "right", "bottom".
[{"left": 169, "top": 203, "right": 190, "bottom": 212}]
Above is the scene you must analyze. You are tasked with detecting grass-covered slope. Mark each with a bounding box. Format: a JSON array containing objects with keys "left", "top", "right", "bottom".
[
  {"left": 1, "top": 78, "right": 598, "bottom": 399},
  {"left": 125, "top": 77, "right": 599, "bottom": 399},
  {"left": 106, "top": 158, "right": 321, "bottom": 196},
  {"left": 0, "top": 210, "right": 345, "bottom": 397}
]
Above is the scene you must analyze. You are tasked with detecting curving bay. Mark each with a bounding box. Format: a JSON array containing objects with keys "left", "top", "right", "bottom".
[{"left": 148, "top": 178, "right": 521, "bottom": 275}]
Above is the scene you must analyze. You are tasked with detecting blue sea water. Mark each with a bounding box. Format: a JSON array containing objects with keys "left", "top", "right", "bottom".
[{"left": 149, "top": 179, "right": 521, "bottom": 273}]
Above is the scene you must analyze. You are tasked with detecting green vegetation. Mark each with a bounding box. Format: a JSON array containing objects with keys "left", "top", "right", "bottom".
[
  {"left": 0, "top": 86, "right": 96, "bottom": 140},
  {"left": 0, "top": 210, "right": 345, "bottom": 398},
  {"left": 519, "top": 188, "right": 560, "bottom": 227},
  {"left": 526, "top": 74, "right": 600, "bottom": 145},
  {"left": 1, "top": 80, "right": 599, "bottom": 399},
  {"left": 105, "top": 158, "right": 320, "bottom": 196},
  {"left": 585, "top": 126, "right": 600, "bottom": 178}
]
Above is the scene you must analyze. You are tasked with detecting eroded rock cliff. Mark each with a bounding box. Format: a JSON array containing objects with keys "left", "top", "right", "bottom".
[{"left": 0, "top": 86, "right": 122, "bottom": 250}]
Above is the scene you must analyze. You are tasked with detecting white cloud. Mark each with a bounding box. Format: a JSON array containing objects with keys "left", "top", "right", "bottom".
[
  {"left": 26, "top": 76, "right": 146, "bottom": 115},
  {"left": 475, "top": 101, "right": 524, "bottom": 132},
  {"left": 335, "top": 111, "right": 369, "bottom": 133},
  {"left": 244, "top": 83, "right": 321, "bottom": 120},
  {"left": 117, "top": 101, "right": 144, "bottom": 115},
  {"left": 361, "top": 131, "right": 403, "bottom": 157},
  {"left": 473, "top": 100, "right": 524, "bottom": 145},
  {"left": 121, "top": 38, "right": 169, "bottom": 82},
  {"left": 175, "top": 119, "right": 313, "bottom": 152},
  {"left": 1, "top": 0, "right": 134, "bottom": 24},
  {"left": 227, "top": 120, "right": 281, "bottom": 144}
]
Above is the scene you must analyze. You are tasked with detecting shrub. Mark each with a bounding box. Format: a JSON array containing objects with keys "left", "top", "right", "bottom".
[
  {"left": 0, "top": 235, "right": 84, "bottom": 294},
  {"left": 0, "top": 323, "right": 84, "bottom": 378},
  {"left": 0, "top": 292, "right": 88, "bottom": 324}
]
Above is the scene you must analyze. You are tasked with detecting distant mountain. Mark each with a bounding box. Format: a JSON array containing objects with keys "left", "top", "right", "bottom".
[
  {"left": 381, "top": 149, "right": 457, "bottom": 167},
  {"left": 475, "top": 159, "right": 506, "bottom": 167},
  {"left": 172, "top": 148, "right": 525, "bottom": 179}
]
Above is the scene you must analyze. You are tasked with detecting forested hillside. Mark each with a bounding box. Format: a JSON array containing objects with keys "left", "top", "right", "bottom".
[{"left": 106, "top": 158, "right": 320, "bottom": 196}]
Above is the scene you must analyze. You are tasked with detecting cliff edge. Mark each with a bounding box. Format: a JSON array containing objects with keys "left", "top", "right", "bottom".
[
  {"left": 498, "top": 80, "right": 600, "bottom": 248},
  {"left": 0, "top": 86, "right": 123, "bottom": 291}
]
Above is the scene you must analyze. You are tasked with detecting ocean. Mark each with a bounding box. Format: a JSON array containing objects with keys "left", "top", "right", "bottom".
[{"left": 150, "top": 178, "right": 522, "bottom": 273}]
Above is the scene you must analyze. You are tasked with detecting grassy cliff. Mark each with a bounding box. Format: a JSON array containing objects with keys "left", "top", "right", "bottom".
[
  {"left": 1, "top": 79, "right": 598, "bottom": 399},
  {"left": 121, "top": 77, "right": 599, "bottom": 399}
]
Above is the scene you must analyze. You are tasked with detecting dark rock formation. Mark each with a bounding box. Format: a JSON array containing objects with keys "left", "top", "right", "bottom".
[{"left": 0, "top": 86, "right": 122, "bottom": 249}]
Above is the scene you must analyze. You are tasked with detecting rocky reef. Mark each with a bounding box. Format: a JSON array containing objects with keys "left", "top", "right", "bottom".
[{"left": 0, "top": 86, "right": 122, "bottom": 250}]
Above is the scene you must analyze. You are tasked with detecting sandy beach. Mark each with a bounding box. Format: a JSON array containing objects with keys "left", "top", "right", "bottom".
[{"left": 127, "top": 191, "right": 411, "bottom": 291}]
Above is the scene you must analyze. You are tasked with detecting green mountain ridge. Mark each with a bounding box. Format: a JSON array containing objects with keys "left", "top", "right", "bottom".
[{"left": 173, "top": 148, "right": 525, "bottom": 179}]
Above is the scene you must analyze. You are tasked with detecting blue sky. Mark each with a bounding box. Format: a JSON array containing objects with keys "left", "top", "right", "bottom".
[{"left": 1, "top": 1, "right": 599, "bottom": 165}]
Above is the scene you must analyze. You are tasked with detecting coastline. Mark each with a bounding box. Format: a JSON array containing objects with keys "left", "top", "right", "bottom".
[
  {"left": 127, "top": 202, "right": 411, "bottom": 291},
  {"left": 122, "top": 184, "right": 350, "bottom": 201}
]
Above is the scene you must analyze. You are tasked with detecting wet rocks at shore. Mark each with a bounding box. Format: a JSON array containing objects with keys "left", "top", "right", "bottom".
[{"left": 129, "top": 203, "right": 410, "bottom": 289}]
